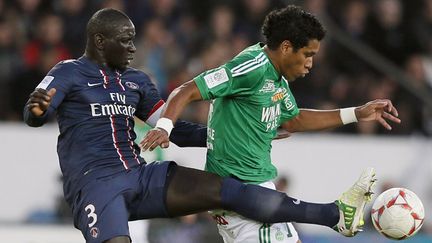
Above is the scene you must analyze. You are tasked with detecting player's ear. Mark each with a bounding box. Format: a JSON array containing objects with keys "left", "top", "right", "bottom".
[
  {"left": 94, "top": 33, "right": 105, "bottom": 50},
  {"left": 280, "top": 40, "right": 293, "bottom": 54}
]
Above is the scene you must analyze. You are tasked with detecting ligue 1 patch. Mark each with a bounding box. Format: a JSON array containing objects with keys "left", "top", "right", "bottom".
[
  {"left": 125, "top": 81, "right": 139, "bottom": 89},
  {"left": 36, "top": 76, "right": 54, "bottom": 89},
  {"left": 90, "top": 227, "right": 99, "bottom": 238},
  {"left": 204, "top": 68, "right": 229, "bottom": 89}
]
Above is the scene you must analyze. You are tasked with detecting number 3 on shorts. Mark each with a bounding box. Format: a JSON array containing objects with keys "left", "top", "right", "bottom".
[{"left": 85, "top": 204, "right": 98, "bottom": 227}]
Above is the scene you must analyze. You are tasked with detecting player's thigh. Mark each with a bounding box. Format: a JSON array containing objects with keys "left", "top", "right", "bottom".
[
  {"left": 213, "top": 213, "right": 299, "bottom": 243},
  {"left": 165, "top": 165, "right": 223, "bottom": 216},
  {"left": 130, "top": 161, "right": 175, "bottom": 219},
  {"left": 75, "top": 194, "right": 130, "bottom": 243}
]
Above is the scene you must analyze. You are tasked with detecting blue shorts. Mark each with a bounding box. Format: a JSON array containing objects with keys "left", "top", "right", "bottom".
[{"left": 72, "top": 161, "right": 175, "bottom": 242}]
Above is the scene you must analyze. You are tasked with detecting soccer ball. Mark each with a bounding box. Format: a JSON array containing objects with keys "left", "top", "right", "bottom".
[{"left": 371, "top": 187, "right": 425, "bottom": 240}]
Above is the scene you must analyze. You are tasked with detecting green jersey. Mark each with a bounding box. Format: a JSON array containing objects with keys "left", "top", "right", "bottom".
[{"left": 194, "top": 43, "right": 300, "bottom": 183}]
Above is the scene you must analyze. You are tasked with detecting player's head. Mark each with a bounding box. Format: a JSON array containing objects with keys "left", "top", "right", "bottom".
[
  {"left": 85, "top": 8, "right": 136, "bottom": 71},
  {"left": 262, "top": 5, "right": 326, "bottom": 81}
]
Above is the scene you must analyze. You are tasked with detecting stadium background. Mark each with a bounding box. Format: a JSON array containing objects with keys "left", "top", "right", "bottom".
[{"left": 0, "top": 0, "right": 431, "bottom": 242}]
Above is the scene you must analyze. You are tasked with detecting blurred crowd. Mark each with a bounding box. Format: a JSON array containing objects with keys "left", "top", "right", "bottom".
[{"left": 0, "top": 0, "right": 431, "bottom": 136}]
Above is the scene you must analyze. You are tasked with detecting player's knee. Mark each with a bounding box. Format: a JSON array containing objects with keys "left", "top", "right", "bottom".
[{"left": 104, "top": 236, "right": 130, "bottom": 243}]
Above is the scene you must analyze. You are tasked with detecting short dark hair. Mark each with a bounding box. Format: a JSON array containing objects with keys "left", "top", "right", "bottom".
[
  {"left": 262, "top": 5, "right": 326, "bottom": 51},
  {"left": 86, "top": 8, "right": 131, "bottom": 39}
]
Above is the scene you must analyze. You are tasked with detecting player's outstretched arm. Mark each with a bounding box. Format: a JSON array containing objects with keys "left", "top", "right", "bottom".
[
  {"left": 281, "top": 99, "right": 401, "bottom": 133},
  {"left": 281, "top": 109, "right": 345, "bottom": 133},
  {"left": 24, "top": 88, "right": 56, "bottom": 127},
  {"left": 140, "top": 80, "right": 203, "bottom": 151}
]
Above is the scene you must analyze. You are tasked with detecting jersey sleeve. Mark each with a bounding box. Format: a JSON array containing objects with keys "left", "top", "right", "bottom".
[
  {"left": 280, "top": 85, "right": 300, "bottom": 122},
  {"left": 170, "top": 120, "right": 207, "bottom": 147},
  {"left": 194, "top": 62, "right": 262, "bottom": 100},
  {"left": 43, "top": 61, "right": 76, "bottom": 108},
  {"left": 24, "top": 60, "right": 76, "bottom": 126},
  {"left": 134, "top": 73, "right": 165, "bottom": 122}
]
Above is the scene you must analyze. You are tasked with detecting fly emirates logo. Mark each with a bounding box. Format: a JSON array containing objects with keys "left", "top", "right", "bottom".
[
  {"left": 90, "top": 93, "right": 136, "bottom": 117},
  {"left": 261, "top": 103, "right": 280, "bottom": 131}
]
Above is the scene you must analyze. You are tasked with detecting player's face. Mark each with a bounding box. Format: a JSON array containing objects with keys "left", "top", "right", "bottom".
[
  {"left": 279, "top": 39, "right": 320, "bottom": 81},
  {"left": 104, "top": 20, "right": 136, "bottom": 71}
]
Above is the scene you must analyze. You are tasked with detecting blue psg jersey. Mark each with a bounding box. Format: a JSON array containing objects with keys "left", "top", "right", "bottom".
[{"left": 24, "top": 56, "right": 206, "bottom": 203}]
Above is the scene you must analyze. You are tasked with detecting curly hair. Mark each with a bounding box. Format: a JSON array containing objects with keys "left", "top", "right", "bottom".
[{"left": 262, "top": 5, "right": 326, "bottom": 51}]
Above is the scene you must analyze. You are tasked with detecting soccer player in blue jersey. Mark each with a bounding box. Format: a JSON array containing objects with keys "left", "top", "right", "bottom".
[{"left": 26, "top": 8, "right": 381, "bottom": 243}]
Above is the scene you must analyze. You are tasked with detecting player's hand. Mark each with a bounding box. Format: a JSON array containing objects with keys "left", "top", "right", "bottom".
[
  {"left": 140, "top": 128, "right": 170, "bottom": 151},
  {"left": 355, "top": 99, "right": 401, "bottom": 130},
  {"left": 27, "top": 88, "right": 57, "bottom": 116}
]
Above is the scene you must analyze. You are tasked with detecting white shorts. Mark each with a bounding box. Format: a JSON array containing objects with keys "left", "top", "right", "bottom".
[{"left": 211, "top": 181, "right": 299, "bottom": 243}]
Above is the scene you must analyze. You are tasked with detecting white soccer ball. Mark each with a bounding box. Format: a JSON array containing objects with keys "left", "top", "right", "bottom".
[{"left": 371, "top": 187, "right": 425, "bottom": 240}]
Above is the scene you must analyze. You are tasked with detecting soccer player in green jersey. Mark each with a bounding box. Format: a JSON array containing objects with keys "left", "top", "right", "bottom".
[{"left": 141, "top": 5, "right": 401, "bottom": 242}]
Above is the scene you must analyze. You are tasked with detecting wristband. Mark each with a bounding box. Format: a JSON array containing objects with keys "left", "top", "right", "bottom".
[
  {"left": 340, "top": 107, "right": 358, "bottom": 125},
  {"left": 155, "top": 117, "right": 174, "bottom": 136}
]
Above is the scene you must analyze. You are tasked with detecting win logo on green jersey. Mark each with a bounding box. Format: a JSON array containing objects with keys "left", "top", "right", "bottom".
[
  {"left": 261, "top": 103, "right": 281, "bottom": 123},
  {"left": 261, "top": 103, "right": 281, "bottom": 131}
]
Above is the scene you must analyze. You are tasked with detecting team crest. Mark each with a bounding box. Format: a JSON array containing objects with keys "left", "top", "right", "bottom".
[
  {"left": 90, "top": 227, "right": 99, "bottom": 238},
  {"left": 259, "top": 79, "right": 275, "bottom": 93},
  {"left": 125, "top": 81, "right": 139, "bottom": 89}
]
